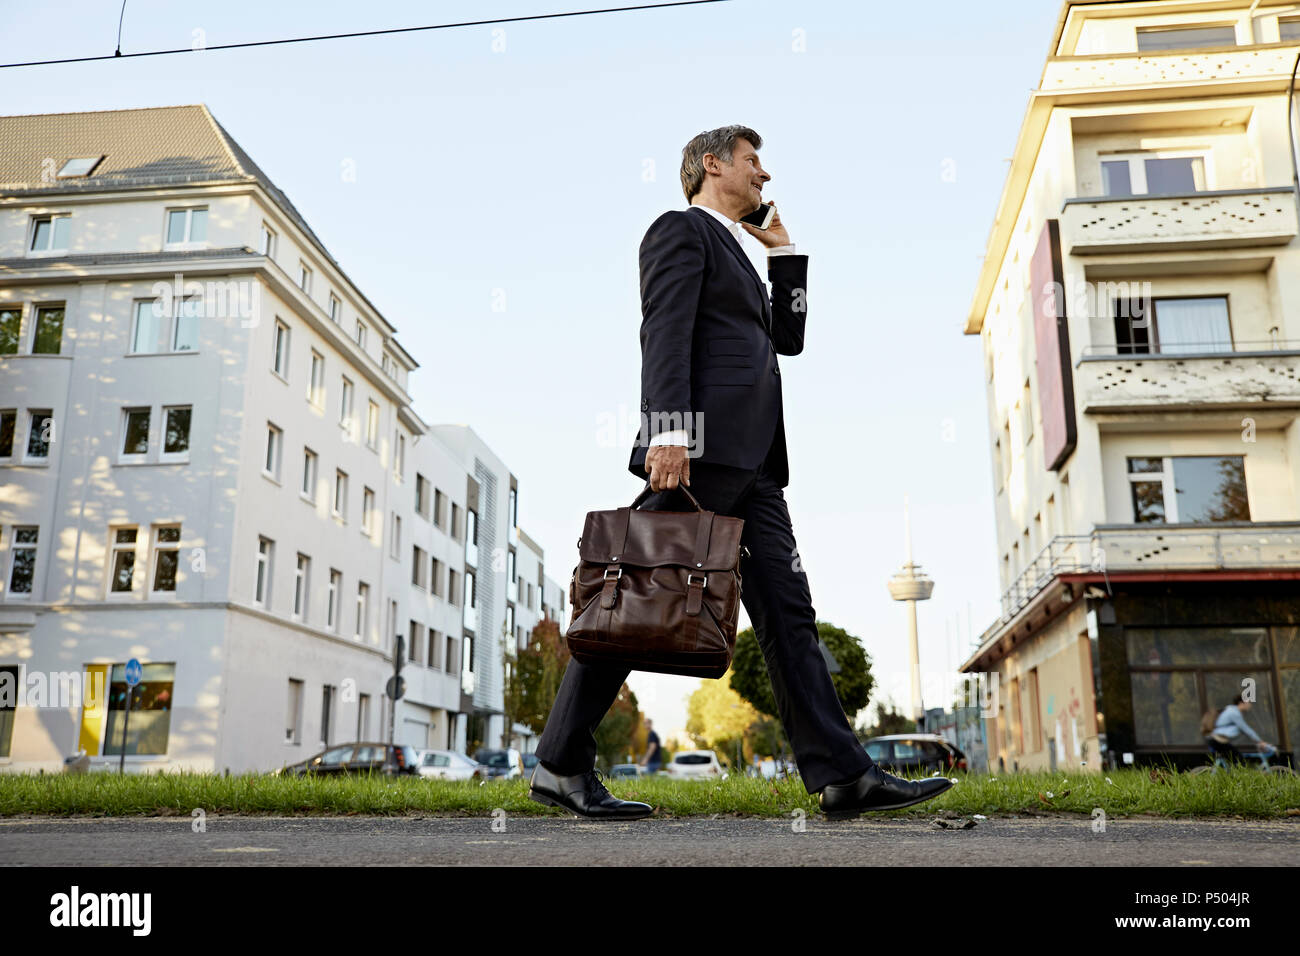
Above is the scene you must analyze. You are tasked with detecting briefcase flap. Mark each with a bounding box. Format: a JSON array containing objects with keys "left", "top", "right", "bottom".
[{"left": 578, "top": 506, "right": 743, "bottom": 572}]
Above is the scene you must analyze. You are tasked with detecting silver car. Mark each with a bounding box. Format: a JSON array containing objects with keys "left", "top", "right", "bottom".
[{"left": 411, "top": 749, "right": 484, "bottom": 780}]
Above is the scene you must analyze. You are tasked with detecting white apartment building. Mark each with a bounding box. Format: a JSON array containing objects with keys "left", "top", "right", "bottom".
[
  {"left": 0, "top": 105, "right": 545, "bottom": 772},
  {"left": 960, "top": 1, "right": 1300, "bottom": 772}
]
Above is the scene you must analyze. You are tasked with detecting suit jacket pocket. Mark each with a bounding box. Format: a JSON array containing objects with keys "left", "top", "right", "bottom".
[
  {"left": 697, "top": 366, "right": 756, "bottom": 386},
  {"left": 708, "top": 336, "right": 749, "bottom": 356}
]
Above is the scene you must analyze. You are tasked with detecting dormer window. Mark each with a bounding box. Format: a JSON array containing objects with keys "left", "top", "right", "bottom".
[
  {"left": 56, "top": 156, "right": 104, "bottom": 178},
  {"left": 164, "top": 207, "right": 208, "bottom": 247}
]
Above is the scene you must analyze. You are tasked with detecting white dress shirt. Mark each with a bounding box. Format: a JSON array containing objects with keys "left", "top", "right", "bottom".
[{"left": 649, "top": 203, "right": 797, "bottom": 448}]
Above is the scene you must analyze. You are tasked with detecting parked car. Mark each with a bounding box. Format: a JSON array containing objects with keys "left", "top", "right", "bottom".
[
  {"left": 751, "top": 758, "right": 797, "bottom": 779},
  {"left": 861, "top": 734, "right": 966, "bottom": 774},
  {"left": 609, "top": 763, "right": 643, "bottom": 778},
  {"left": 412, "top": 749, "right": 485, "bottom": 780},
  {"left": 276, "top": 742, "right": 419, "bottom": 777},
  {"left": 666, "top": 750, "right": 724, "bottom": 779},
  {"left": 473, "top": 747, "right": 526, "bottom": 780},
  {"left": 522, "top": 752, "right": 541, "bottom": 778}
]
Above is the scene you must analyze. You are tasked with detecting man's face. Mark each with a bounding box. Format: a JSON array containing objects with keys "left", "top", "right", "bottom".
[{"left": 708, "top": 137, "right": 770, "bottom": 213}]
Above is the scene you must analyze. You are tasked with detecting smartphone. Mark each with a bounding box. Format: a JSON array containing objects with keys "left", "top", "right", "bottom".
[{"left": 739, "top": 200, "right": 775, "bottom": 230}]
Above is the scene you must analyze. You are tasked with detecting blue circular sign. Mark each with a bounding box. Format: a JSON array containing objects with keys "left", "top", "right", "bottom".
[{"left": 124, "top": 658, "right": 142, "bottom": 687}]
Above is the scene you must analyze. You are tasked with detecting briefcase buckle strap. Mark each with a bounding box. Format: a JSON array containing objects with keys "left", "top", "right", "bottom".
[
  {"left": 600, "top": 565, "right": 622, "bottom": 610},
  {"left": 685, "top": 572, "right": 706, "bottom": 616}
]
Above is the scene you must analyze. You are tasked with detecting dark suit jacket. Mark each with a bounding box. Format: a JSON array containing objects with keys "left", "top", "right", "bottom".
[{"left": 626, "top": 204, "right": 808, "bottom": 489}]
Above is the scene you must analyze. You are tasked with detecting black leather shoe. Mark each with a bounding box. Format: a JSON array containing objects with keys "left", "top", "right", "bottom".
[
  {"left": 818, "top": 764, "right": 954, "bottom": 820},
  {"left": 528, "top": 763, "right": 654, "bottom": 820}
]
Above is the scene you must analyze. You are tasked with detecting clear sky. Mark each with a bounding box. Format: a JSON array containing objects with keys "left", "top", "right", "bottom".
[{"left": 1, "top": 0, "right": 1064, "bottom": 741}]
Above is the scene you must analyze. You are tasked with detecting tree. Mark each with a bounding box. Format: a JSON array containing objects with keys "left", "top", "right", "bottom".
[
  {"left": 860, "top": 697, "right": 916, "bottom": 737},
  {"left": 513, "top": 616, "right": 570, "bottom": 737},
  {"left": 594, "top": 684, "right": 641, "bottom": 770},
  {"left": 730, "top": 620, "right": 875, "bottom": 723},
  {"left": 685, "top": 671, "right": 761, "bottom": 770}
]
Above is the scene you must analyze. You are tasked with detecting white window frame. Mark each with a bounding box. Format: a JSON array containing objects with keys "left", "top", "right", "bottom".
[
  {"left": 394, "top": 432, "right": 405, "bottom": 481},
  {"left": 160, "top": 405, "right": 192, "bottom": 463},
  {"left": 365, "top": 400, "right": 379, "bottom": 451},
  {"left": 1099, "top": 148, "right": 1211, "bottom": 197},
  {"left": 163, "top": 206, "right": 209, "bottom": 249},
  {"left": 29, "top": 303, "right": 65, "bottom": 355},
  {"left": 327, "top": 569, "right": 342, "bottom": 631},
  {"left": 130, "top": 296, "right": 201, "bottom": 355},
  {"left": 28, "top": 214, "right": 71, "bottom": 256},
  {"left": 149, "top": 524, "right": 181, "bottom": 597},
  {"left": 119, "top": 407, "right": 151, "bottom": 463},
  {"left": 264, "top": 423, "right": 283, "bottom": 482},
  {"left": 24, "top": 410, "right": 53, "bottom": 464},
  {"left": 272, "top": 319, "right": 290, "bottom": 380},
  {"left": 362, "top": 486, "right": 376, "bottom": 537},
  {"left": 390, "top": 514, "right": 401, "bottom": 559},
  {"left": 1126, "top": 455, "right": 1249, "bottom": 524},
  {"left": 339, "top": 377, "right": 354, "bottom": 436},
  {"left": 260, "top": 222, "right": 277, "bottom": 258},
  {"left": 293, "top": 553, "right": 310, "bottom": 621},
  {"left": 107, "top": 526, "right": 140, "bottom": 598},
  {"left": 255, "top": 536, "right": 274, "bottom": 607},
  {"left": 308, "top": 350, "right": 325, "bottom": 407},
  {"left": 329, "top": 293, "right": 341, "bottom": 324},
  {"left": 301, "top": 447, "right": 318, "bottom": 502},
  {"left": 355, "top": 321, "right": 367, "bottom": 351},
  {"left": 299, "top": 262, "right": 313, "bottom": 294},
  {"left": 6, "top": 526, "right": 39, "bottom": 599},
  {"left": 333, "top": 469, "right": 348, "bottom": 521},
  {"left": 355, "top": 581, "right": 370, "bottom": 641}
]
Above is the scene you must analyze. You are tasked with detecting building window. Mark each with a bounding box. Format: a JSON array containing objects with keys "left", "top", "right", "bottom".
[
  {"left": 466, "top": 509, "right": 478, "bottom": 567},
  {"left": 102, "top": 662, "right": 175, "bottom": 756},
  {"left": 25, "top": 410, "right": 52, "bottom": 462},
  {"left": 264, "top": 423, "right": 282, "bottom": 480},
  {"left": 409, "top": 621, "right": 424, "bottom": 668},
  {"left": 445, "top": 634, "right": 456, "bottom": 674},
  {"left": 334, "top": 470, "right": 348, "bottom": 520},
  {"left": 366, "top": 400, "right": 379, "bottom": 450},
  {"left": 362, "top": 487, "right": 376, "bottom": 536},
  {"left": 320, "top": 685, "right": 334, "bottom": 746},
  {"left": 294, "top": 553, "right": 310, "bottom": 620},
  {"left": 0, "top": 307, "right": 20, "bottom": 354},
  {"left": 1021, "top": 380, "right": 1033, "bottom": 444},
  {"left": 109, "top": 527, "right": 138, "bottom": 594},
  {"left": 329, "top": 293, "right": 341, "bottom": 324},
  {"left": 121, "top": 407, "right": 151, "bottom": 460},
  {"left": 394, "top": 433, "right": 405, "bottom": 480},
  {"left": 301, "top": 448, "right": 318, "bottom": 500},
  {"left": 1135, "top": 24, "right": 1236, "bottom": 52},
  {"left": 31, "top": 305, "right": 64, "bottom": 354},
  {"left": 448, "top": 568, "right": 459, "bottom": 608},
  {"left": 286, "top": 678, "right": 303, "bottom": 744},
  {"left": 260, "top": 222, "right": 277, "bottom": 258},
  {"left": 308, "top": 350, "right": 325, "bottom": 407},
  {"left": 162, "top": 406, "right": 191, "bottom": 460},
  {"left": 131, "top": 296, "right": 200, "bottom": 354},
  {"left": 299, "top": 262, "right": 312, "bottom": 294},
  {"left": 355, "top": 582, "right": 370, "bottom": 641},
  {"left": 412, "top": 546, "right": 428, "bottom": 589},
  {"left": 1128, "top": 456, "right": 1250, "bottom": 524},
  {"left": 165, "top": 207, "right": 208, "bottom": 246},
  {"left": 29, "top": 214, "right": 71, "bottom": 253},
  {"left": 431, "top": 558, "right": 443, "bottom": 598},
  {"left": 391, "top": 514, "right": 401, "bottom": 559},
  {"left": 273, "top": 320, "right": 290, "bottom": 378},
  {"left": 151, "top": 525, "right": 180, "bottom": 594},
  {"left": 415, "top": 474, "right": 430, "bottom": 519},
  {"left": 339, "top": 377, "right": 354, "bottom": 432},
  {"left": 0, "top": 410, "right": 12, "bottom": 460},
  {"left": 355, "top": 321, "right": 367, "bottom": 350},
  {"left": 433, "top": 489, "right": 446, "bottom": 529},
  {"left": 327, "top": 569, "right": 342, "bottom": 631},
  {"left": 451, "top": 503, "right": 462, "bottom": 541},
  {"left": 6, "top": 527, "right": 38, "bottom": 596},
  {"left": 1100, "top": 151, "right": 1207, "bottom": 197},
  {"left": 255, "top": 537, "right": 274, "bottom": 606},
  {"left": 1282, "top": 18, "right": 1300, "bottom": 41},
  {"left": 506, "top": 549, "right": 515, "bottom": 585},
  {"left": 1114, "top": 295, "right": 1231, "bottom": 356}
]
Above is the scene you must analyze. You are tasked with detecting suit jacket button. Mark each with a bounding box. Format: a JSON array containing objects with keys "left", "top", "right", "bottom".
[
  {"left": 641, "top": 399, "right": 648, "bottom": 409},
  {"left": 773, "top": 367, "right": 780, "bottom": 375}
]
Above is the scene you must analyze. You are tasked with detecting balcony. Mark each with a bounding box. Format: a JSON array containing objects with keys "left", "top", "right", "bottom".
[
  {"left": 1060, "top": 187, "right": 1297, "bottom": 255},
  {"left": 1041, "top": 45, "right": 1300, "bottom": 95},
  {"left": 994, "top": 523, "right": 1300, "bottom": 626},
  {"left": 1075, "top": 343, "right": 1300, "bottom": 413}
]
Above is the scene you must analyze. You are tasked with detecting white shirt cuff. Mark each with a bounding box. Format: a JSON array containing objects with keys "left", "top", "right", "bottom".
[
  {"left": 649, "top": 428, "right": 690, "bottom": 447},
  {"left": 767, "top": 244, "right": 796, "bottom": 256}
]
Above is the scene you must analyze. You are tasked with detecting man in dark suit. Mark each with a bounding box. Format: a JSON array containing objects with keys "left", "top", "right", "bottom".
[{"left": 529, "top": 125, "right": 952, "bottom": 820}]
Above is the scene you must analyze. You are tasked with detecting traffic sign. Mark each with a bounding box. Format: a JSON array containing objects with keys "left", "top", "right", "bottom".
[{"left": 124, "top": 658, "right": 142, "bottom": 687}]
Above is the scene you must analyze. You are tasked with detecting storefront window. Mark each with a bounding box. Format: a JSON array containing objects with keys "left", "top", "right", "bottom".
[{"left": 102, "top": 662, "right": 175, "bottom": 756}]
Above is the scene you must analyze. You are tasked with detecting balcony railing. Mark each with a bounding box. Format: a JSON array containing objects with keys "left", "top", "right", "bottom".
[
  {"left": 1075, "top": 341, "right": 1300, "bottom": 412},
  {"left": 1041, "top": 44, "right": 1300, "bottom": 93},
  {"left": 1060, "top": 187, "right": 1297, "bottom": 254},
  {"left": 989, "top": 523, "right": 1300, "bottom": 634}
]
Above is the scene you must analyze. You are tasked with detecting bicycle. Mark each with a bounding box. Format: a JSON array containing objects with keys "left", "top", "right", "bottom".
[{"left": 1188, "top": 737, "right": 1296, "bottom": 777}]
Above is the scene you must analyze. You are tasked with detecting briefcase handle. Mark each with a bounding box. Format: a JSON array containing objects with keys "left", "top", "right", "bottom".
[{"left": 631, "top": 479, "right": 704, "bottom": 512}]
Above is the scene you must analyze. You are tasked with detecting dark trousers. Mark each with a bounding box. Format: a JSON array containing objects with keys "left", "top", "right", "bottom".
[{"left": 535, "top": 434, "right": 874, "bottom": 793}]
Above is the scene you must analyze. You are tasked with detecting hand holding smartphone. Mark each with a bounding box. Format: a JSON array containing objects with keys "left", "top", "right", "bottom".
[{"left": 739, "top": 200, "right": 775, "bottom": 230}]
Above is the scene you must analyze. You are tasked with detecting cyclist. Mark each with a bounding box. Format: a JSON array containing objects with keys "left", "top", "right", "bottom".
[{"left": 1204, "top": 692, "right": 1276, "bottom": 764}]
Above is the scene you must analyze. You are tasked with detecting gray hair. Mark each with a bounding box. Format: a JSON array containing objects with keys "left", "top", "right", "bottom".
[{"left": 679, "top": 125, "right": 763, "bottom": 202}]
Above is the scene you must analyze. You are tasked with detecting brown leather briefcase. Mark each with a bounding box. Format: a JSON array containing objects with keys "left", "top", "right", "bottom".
[{"left": 565, "top": 481, "right": 748, "bottom": 678}]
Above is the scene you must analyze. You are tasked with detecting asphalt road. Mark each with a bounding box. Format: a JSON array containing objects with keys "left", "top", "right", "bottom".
[{"left": 1, "top": 814, "right": 1297, "bottom": 865}]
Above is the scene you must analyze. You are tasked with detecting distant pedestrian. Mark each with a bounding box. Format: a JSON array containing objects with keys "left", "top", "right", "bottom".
[{"left": 640, "top": 719, "right": 662, "bottom": 774}]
